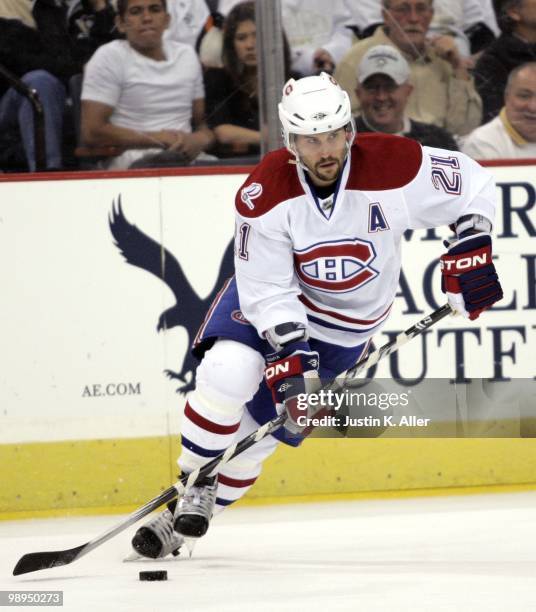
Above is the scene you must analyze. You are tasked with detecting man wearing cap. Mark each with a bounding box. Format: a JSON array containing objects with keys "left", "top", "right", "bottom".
[
  {"left": 334, "top": 0, "right": 482, "bottom": 136},
  {"left": 354, "top": 45, "right": 458, "bottom": 149}
]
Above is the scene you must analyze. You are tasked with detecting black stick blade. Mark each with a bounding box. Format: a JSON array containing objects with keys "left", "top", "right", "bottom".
[{"left": 13, "top": 544, "right": 87, "bottom": 575}]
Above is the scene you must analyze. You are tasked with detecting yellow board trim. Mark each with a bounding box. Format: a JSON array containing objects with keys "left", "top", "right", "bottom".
[
  {"left": 3, "top": 436, "right": 536, "bottom": 520},
  {"left": 3, "top": 482, "right": 536, "bottom": 522}
]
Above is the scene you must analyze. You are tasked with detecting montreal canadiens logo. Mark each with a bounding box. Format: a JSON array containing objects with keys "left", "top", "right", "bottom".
[
  {"left": 231, "top": 310, "right": 250, "bottom": 325},
  {"left": 294, "top": 238, "right": 378, "bottom": 293},
  {"left": 241, "top": 182, "right": 263, "bottom": 210}
]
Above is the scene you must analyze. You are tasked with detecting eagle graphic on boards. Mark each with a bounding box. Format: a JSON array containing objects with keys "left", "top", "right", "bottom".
[{"left": 109, "top": 197, "right": 234, "bottom": 393}]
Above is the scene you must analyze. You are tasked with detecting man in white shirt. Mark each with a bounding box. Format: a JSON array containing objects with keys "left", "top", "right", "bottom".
[
  {"left": 462, "top": 61, "right": 536, "bottom": 159},
  {"left": 80, "top": 0, "right": 213, "bottom": 169}
]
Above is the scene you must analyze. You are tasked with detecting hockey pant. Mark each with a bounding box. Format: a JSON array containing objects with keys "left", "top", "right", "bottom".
[{"left": 178, "top": 339, "right": 279, "bottom": 514}]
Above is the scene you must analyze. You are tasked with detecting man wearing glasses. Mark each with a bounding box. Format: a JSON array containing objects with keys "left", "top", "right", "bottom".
[{"left": 335, "top": 0, "right": 482, "bottom": 137}]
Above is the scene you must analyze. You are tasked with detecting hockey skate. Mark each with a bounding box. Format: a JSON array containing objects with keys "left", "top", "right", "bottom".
[
  {"left": 174, "top": 475, "right": 218, "bottom": 539},
  {"left": 131, "top": 500, "right": 185, "bottom": 559}
]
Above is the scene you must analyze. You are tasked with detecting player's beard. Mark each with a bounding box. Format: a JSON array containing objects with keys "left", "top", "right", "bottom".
[{"left": 311, "top": 156, "right": 342, "bottom": 183}]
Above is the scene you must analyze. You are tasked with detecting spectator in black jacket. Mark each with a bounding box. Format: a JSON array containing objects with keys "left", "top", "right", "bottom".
[
  {"left": 474, "top": 0, "right": 536, "bottom": 123},
  {"left": 0, "top": 0, "right": 116, "bottom": 171},
  {"left": 354, "top": 45, "right": 459, "bottom": 150},
  {"left": 203, "top": 1, "right": 292, "bottom": 158}
]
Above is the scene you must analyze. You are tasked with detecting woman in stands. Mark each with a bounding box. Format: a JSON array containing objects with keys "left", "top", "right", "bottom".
[{"left": 204, "top": 1, "right": 291, "bottom": 158}]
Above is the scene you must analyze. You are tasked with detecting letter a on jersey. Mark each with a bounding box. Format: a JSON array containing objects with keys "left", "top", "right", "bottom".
[{"left": 368, "top": 202, "right": 390, "bottom": 233}]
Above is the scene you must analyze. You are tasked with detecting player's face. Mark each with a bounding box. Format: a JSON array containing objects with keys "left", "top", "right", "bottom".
[
  {"left": 294, "top": 128, "right": 349, "bottom": 186},
  {"left": 234, "top": 20, "right": 257, "bottom": 67},
  {"left": 356, "top": 74, "right": 413, "bottom": 133},
  {"left": 382, "top": 0, "right": 433, "bottom": 55},
  {"left": 117, "top": 0, "right": 169, "bottom": 59},
  {"left": 505, "top": 67, "right": 536, "bottom": 142}
]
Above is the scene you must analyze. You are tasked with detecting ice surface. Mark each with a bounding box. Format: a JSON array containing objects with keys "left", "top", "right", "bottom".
[{"left": 2, "top": 492, "right": 536, "bottom": 611}]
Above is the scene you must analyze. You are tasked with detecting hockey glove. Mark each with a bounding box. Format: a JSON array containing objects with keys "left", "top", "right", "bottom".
[
  {"left": 440, "top": 233, "right": 503, "bottom": 320},
  {"left": 264, "top": 342, "right": 320, "bottom": 438}
]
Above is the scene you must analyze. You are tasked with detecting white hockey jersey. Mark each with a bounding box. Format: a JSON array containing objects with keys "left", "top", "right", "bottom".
[{"left": 234, "top": 134, "right": 496, "bottom": 347}]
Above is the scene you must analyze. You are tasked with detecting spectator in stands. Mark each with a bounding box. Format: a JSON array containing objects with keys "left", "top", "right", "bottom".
[
  {"left": 69, "top": 0, "right": 208, "bottom": 53},
  {"left": 164, "top": 0, "right": 209, "bottom": 47},
  {"left": 0, "top": 1, "right": 85, "bottom": 171},
  {"left": 204, "top": 2, "right": 259, "bottom": 157},
  {"left": 80, "top": 0, "right": 214, "bottom": 169},
  {"left": 215, "top": 0, "right": 355, "bottom": 77},
  {"left": 428, "top": 0, "right": 497, "bottom": 57},
  {"left": 278, "top": 0, "right": 355, "bottom": 76},
  {"left": 334, "top": 0, "right": 483, "bottom": 136},
  {"left": 354, "top": 45, "right": 459, "bottom": 149},
  {"left": 474, "top": 0, "right": 536, "bottom": 123},
  {"left": 351, "top": 0, "right": 498, "bottom": 54},
  {"left": 346, "top": 0, "right": 383, "bottom": 39},
  {"left": 204, "top": 1, "right": 291, "bottom": 158},
  {"left": 462, "top": 61, "right": 536, "bottom": 158}
]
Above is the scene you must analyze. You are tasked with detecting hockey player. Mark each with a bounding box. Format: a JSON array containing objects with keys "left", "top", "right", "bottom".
[{"left": 131, "top": 73, "right": 503, "bottom": 559}]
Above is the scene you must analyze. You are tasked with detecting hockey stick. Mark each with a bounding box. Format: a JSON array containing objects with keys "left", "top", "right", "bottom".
[{"left": 13, "top": 302, "right": 452, "bottom": 576}]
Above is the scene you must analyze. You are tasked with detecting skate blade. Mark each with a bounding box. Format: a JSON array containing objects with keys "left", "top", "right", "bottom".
[
  {"left": 123, "top": 552, "right": 182, "bottom": 563},
  {"left": 184, "top": 537, "right": 197, "bottom": 558}
]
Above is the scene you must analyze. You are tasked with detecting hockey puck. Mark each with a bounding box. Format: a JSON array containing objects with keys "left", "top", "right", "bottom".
[{"left": 139, "top": 570, "right": 167, "bottom": 581}]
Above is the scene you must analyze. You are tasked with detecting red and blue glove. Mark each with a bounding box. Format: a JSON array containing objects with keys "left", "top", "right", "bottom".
[
  {"left": 264, "top": 342, "right": 320, "bottom": 438},
  {"left": 440, "top": 233, "right": 503, "bottom": 320}
]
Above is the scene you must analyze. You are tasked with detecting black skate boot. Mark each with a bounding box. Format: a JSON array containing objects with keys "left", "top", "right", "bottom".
[
  {"left": 173, "top": 475, "right": 218, "bottom": 538},
  {"left": 131, "top": 500, "right": 184, "bottom": 559}
]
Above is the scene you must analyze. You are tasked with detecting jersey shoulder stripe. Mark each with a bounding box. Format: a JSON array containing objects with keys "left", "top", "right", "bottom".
[
  {"left": 347, "top": 133, "right": 423, "bottom": 191},
  {"left": 235, "top": 148, "right": 305, "bottom": 218}
]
